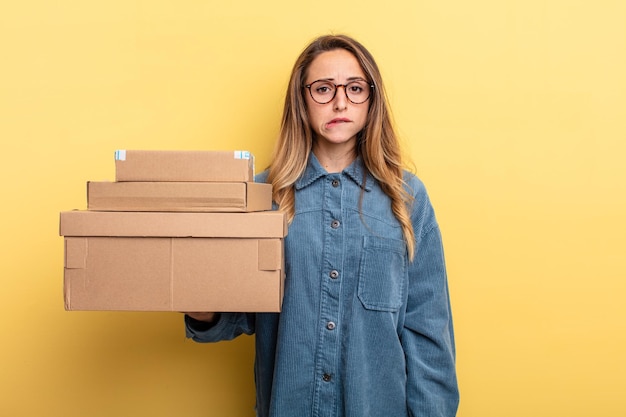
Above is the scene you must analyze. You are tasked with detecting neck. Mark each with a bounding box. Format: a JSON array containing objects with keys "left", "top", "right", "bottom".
[{"left": 312, "top": 141, "right": 357, "bottom": 173}]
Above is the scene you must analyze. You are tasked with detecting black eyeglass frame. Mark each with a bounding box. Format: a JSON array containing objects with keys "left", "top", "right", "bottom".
[{"left": 304, "top": 79, "right": 375, "bottom": 105}]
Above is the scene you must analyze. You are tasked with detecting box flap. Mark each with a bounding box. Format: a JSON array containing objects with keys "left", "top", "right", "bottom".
[
  {"left": 258, "top": 239, "right": 283, "bottom": 271},
  {"left": 245, "top": 182, "right": 273, "bottom": 212}
]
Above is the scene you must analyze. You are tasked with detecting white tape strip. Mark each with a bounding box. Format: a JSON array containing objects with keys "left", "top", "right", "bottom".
[
  {"left": 234, "top": 150, "right": 251, "bottom": 160},
  {"left": 115, "top": 150, "right": 127, "bottom": 161}
]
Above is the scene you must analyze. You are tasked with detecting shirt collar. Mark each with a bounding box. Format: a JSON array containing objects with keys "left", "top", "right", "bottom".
[{"left": 295, "top": 153, "right": 373, "bottom": 192}]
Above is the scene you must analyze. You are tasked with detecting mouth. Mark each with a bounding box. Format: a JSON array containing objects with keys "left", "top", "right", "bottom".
[{"left": 326, "top": 118, "right": 351, "bottom": 127}]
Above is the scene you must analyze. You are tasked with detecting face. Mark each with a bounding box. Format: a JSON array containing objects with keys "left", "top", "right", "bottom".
[{"left": 304, "top": 49, "right": 370, "bottom": 152}]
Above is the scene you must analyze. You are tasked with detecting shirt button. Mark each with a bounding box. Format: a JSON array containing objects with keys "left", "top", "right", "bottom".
[
  {"left": 329, "top": 270, "right": 339, "bottom": 279},
  {"left": 332, "top": 179, "right": 340, "bottom": 187},
  {"left": 331, "top": 220, "right": 340, "bottom": 229},
  {"left": 322, "top": 373, "right": 332, "bottom": 382},
  {"left": 326, "top": 321, "right": 336, "bottom": 330}
]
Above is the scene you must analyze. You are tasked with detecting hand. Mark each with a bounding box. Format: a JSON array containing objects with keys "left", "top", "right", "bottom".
[{"left": 184, "top": 312, "right": 217, "bottom": 323}]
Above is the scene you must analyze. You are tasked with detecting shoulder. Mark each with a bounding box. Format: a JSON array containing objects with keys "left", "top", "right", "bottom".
[
  {"left": 402, "top": 170, "right": 428, "bottom": 199},
  {"left": 402, "top": 170, "right": 439, "bottom": 238},
  {"left": 255, "top": 169, "right": 269, "bottom": 184}
]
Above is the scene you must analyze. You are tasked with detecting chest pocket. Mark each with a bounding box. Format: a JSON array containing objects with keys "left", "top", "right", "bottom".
[{"left": 357, "top": 236, "right": 408, "bottom": 312}]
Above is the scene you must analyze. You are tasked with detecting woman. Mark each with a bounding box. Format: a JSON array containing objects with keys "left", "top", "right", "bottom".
[{"left": 185, "top": 34, "right": 459, "bottom": 417}]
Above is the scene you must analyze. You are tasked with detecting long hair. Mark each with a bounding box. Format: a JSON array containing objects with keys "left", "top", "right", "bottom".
[{"left": 267, "top": 34, "right": 416, "bottom": 260}]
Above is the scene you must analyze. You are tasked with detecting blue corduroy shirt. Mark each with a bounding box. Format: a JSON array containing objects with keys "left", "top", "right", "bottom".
[{"left": 186, "top": 154, "right": 459, "bottom": 417}]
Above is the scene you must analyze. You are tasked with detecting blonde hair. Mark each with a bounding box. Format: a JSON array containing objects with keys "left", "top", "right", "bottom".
[{"left": 267, "top": 34, "right": 416, "bottom": 260}]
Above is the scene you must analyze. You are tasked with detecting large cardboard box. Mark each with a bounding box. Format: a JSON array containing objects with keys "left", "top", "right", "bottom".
[
  {"left": 60, "top": 211, "right": 286, "bottom": 312},
  {"left": 114, "top": 150, "right": 255, "bottom": 182},
  {"left": 87, "top": 181, "right": 272, "bottom": 212}
]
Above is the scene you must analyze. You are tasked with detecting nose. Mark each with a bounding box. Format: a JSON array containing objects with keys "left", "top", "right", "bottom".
[{"left": 333, "top": 85, "right": 348, "bottom": 110}]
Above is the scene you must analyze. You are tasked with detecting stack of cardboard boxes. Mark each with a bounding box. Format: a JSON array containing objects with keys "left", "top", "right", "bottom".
[{"left": 59, "top": 150, "right": 286, "bottom": 312}]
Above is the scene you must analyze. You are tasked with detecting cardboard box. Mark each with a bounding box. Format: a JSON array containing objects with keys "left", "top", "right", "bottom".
[
  {"left": 60, "top": 211, "right": 286, "bottom": 312},
  {"left": 60, "top": 210, "right": 286, "bottom": 238},
  {"left": 114, "top": 150, "right": 255, "bottom": 182},
  {"left": 87, "top": 181, "right": 272, "bottom": 212}
]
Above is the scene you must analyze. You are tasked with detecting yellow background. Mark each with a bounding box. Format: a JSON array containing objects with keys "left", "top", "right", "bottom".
[{"left": 1, "top": 1, "right": 624, "bottom": 416}]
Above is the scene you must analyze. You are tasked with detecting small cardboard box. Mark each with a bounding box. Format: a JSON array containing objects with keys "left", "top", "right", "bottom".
[
  {"left": 60, "top": 211, "right": 286, "bottom": 312},
  {"left": 87, "top": 181, "right": 272, "bottom": 212},
  {"left": 114, "top": 150, "right": 254, "bottom": 182}
]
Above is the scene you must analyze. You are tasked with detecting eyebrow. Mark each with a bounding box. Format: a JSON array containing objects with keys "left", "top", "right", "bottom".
[{"left": 312, "top": 76, "right": 368, "bottom": 82}]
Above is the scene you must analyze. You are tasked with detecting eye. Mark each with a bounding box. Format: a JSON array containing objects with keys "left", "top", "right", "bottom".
[
  {"left": 347, "top": 81, "right": 367, "bottom": 95},
  {"left": 314, "top": 82, "right": 334, "bottom": 95}
]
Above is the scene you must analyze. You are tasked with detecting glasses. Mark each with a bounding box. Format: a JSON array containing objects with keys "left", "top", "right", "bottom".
[{"left": 304, "top": 79, "right": 374, "bottom": 104}]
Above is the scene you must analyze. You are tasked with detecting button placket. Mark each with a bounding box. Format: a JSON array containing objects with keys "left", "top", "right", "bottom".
[{"left": 312, "top": 174, "right": 344, "bottom": 409}]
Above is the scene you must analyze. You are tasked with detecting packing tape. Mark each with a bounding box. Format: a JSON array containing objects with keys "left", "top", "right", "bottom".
[{"left": 234, "top": 150, "right": 251, "bottom": 160}]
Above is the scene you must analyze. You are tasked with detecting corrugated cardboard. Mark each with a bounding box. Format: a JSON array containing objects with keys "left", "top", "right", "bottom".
[
  {"left": 87, "top": 181, "right": 272, "bottom": 212},
  {"left": 114, "top": 150, "right": 254, "bottom": 182},
  {"left": 60, "top": 211, "right": 286, "bottom": 312},
  {"left": 60, "top": 210, "right": 286, "bottom": 238},
  {"left": 63, "top": 237, "right": 284, "bottom": 312}
]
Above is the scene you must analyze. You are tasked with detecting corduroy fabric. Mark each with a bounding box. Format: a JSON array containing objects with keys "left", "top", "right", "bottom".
[{"left": 186, "top": 154, "right": 459, "bottom": 417}]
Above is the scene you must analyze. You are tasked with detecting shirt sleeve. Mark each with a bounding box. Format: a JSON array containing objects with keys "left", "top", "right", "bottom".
[
  {"left": 185, "top": 312, "right": 255, "bottom": 342},
  {"left": 401, "top": 177, "right": 459, "bottom": 416}
]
